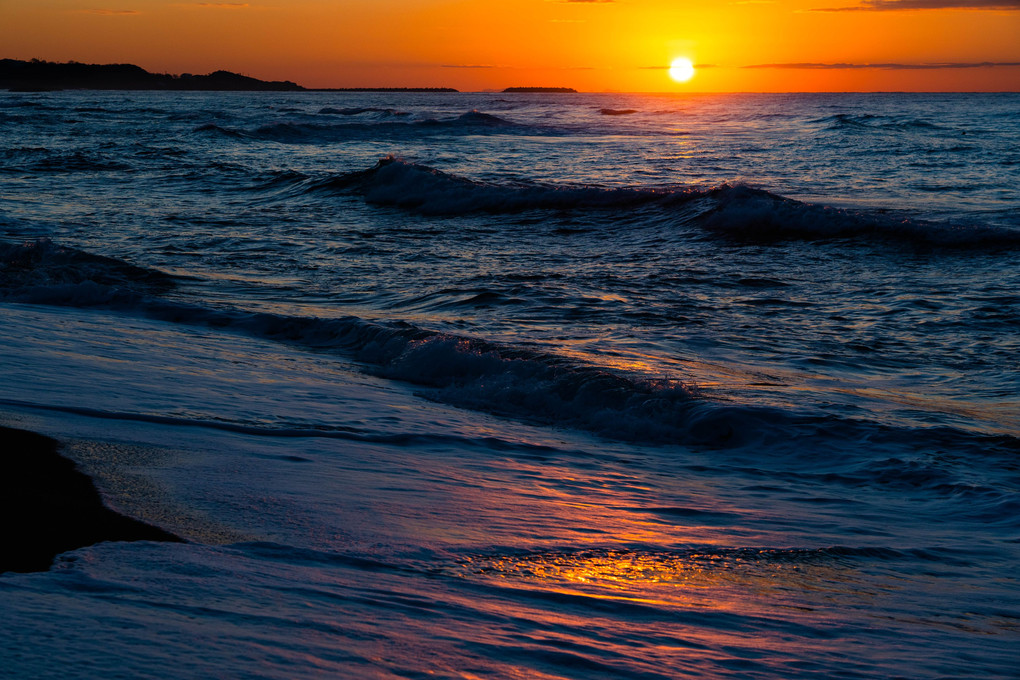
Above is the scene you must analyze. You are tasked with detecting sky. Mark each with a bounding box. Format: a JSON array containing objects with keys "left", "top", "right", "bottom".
[{"left": 1, "top": 0, "right": 1018, "bottom": 91}]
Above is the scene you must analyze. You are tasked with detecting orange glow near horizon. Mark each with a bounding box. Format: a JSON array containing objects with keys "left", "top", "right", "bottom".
[{"left": 1, "top": 1, "right": 1018, "bottom": 91}]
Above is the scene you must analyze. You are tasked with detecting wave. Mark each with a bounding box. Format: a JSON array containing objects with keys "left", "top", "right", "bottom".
[
  {"left": 816, "top": 113, "right": 954, "bottom": 133},
  {"left": 33, "top": 151, "right": 133, "bottom": 173},
  {"left": 317, "top": 106, "right": 409, "bottom": 117},
  {"left": 195, "top": 110, "right": 535, "bottom": 143},
  {"left": 193, "top": 123, "right": 249, "bottom": 138},
  {"left": 0, "top": 146, "right": 134, "bottom": 173},
  {"left": 6, "top": 238, "right": 1019, "bottom": 464},
  {"left": 314, "top": 157, "right": 678, "bottom": 214},
  {"left": 599, "top": 108, "right": 638, "bottom": 116},
  {"left": 0, "top": 239, "right": 174, "bottom": 305},
  {"left": 0, "top": 240, "right": 802, "bottom": 448},
  {"left": 3, "top": 240, "right": 1019, "bottom": 533},
  {"left": 0, "top": 397, "right": 570, "bottom": 458},
  {"left": 0, "top": 100, "right": 58, "bottom": 110},
  {"left": 303, "top": 158, "right": 1020, "bottom": 248}
]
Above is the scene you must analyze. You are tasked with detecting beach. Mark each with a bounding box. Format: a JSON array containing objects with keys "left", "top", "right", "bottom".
[{"left": 1, "top": 89, "right": 1018, "bottom": 678}]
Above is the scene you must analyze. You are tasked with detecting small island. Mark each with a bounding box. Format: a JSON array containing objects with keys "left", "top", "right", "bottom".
[{"left": 502, "top": 87, "right": 577, "bottom": 93}]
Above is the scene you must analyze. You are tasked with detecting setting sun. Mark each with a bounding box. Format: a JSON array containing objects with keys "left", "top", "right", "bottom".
[{"left": 669, "top": 57, "right": 696, "bottom": 83}]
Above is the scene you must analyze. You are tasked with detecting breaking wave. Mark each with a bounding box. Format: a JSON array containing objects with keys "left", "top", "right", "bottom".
[
  {"left": 302, "top": 158, "right": 1020, "bottom": 247},
  {"left": 0, "top": 238, "right": 792, "bottom": 447},
  {"left": 5, "top": 237, "right": 1018, "bottom": 460}
]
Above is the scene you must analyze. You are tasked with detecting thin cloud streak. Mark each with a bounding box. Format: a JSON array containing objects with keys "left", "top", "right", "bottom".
[
  {"left": 813, "top": 0, "right": 1020, "bottom": 11},
  {"left": 744, "top": 61, "right": 1020, "bottom": 69},
  {"left": 80, "top": 9, "right": 140, "bottom": 14},
  {"left": 639, "top": 64, "right": 718, "bottom": 69}
]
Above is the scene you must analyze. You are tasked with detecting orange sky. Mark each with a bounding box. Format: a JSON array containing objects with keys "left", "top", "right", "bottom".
[{"left": 1, "top": 0, "right": 1018, "bottom": 91}]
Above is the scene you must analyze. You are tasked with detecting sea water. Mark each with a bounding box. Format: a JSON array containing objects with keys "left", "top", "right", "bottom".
[{"left": 0, "top": 90, "right": 1018, "bottom": 678}]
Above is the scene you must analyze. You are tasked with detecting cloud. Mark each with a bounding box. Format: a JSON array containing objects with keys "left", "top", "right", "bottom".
[
  {"left": 744, "top": 61, "right": 1020, "bottom": 68},
  {"left": 441, "top": 64, "right": 496, "bottom": 69},
  {"left": 813, "top": 0, "right": 1020, "bottom": 11},
  {"left": 80, "top": 8, "right": 140, "bottom": 14},
  {"left": 194, "top": 2, "right": 250, "bottom": 7}
]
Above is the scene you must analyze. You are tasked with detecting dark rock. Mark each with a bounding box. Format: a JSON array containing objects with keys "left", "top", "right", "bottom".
[{"left": 0, "top": 426, "right": 182, "bottom": 574}]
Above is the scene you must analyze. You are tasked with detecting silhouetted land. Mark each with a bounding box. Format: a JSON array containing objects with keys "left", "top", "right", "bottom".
[
  {"left": 0, "top": 59, "right": 304, "bottom": 91},
  {"left": 317, "top": 87, "right": 459, "bottom": 92},
  {"left": 0, "top": 59, "right": 572, "bottom": 93},
  {"left": 0, "top": 426, "right": 181, "bottom": 573},
  {"left": 503, "top": 87, "right": 577, "bottom": 93}
]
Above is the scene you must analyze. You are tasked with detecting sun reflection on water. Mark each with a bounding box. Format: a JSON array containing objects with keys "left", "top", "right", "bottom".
[{"left": 453, "top": 547, "right": 862, "bottom": 608}]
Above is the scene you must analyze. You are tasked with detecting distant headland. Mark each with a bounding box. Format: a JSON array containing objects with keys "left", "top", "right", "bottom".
[
  {"left": 502, "top": 87, "right": 577, "bottom": 93},
  {"left": 0, "top": 59, "right": 304, "bottom": 92},
  {"left": 0, "top": 59, "right": 583, "bottom": 93},
  {"left": 318, "top": 87, "right": 459, "bottom": 93}
]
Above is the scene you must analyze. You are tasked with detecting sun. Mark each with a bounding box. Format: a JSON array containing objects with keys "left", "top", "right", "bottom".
[{"left": 668, "top": 57, "right": 695, "bottom": 83}]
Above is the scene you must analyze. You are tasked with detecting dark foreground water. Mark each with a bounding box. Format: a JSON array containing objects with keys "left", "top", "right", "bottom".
[{"left": 1, "top": 90, "right": 1018, "bottom": 678}]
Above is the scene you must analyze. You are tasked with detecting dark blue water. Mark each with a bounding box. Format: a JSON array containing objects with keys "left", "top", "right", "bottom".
[{"left": 1, "top": 90, "right": 1018, "bottom": 678}]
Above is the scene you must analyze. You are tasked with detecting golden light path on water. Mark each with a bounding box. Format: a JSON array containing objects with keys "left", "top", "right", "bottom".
[{"left": 452, "top": 547, "right": 860, "bottom": 607}]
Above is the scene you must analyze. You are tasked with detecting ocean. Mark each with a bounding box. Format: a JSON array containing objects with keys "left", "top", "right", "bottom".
[{"left": 1, "top": 90, "right": 1018, "bottom": 678}]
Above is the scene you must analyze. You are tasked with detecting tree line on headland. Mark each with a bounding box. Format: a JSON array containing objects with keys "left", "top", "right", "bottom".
[
  {"left": 0, "top": 59, "right": 577, "bottom": 93},
  {"left": 0, "top": 59, "right": 304, "bottom": 92}
]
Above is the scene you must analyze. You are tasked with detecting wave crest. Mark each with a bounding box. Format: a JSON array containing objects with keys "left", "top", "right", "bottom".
[
  {"left": 306, "top": 158, "right": 1020, "bottom": 247},
  {"left": 6, "top": 236, "right": 1016, "bottom": 453},
  {"left": 816, "top": 113, "right": 953, "bottom": 133},
  {"left": 0, "top": 239, "right": 174, "bottom": 305},
  {"left": 196, "top": 110, "right": 527, "bottom": 143}
]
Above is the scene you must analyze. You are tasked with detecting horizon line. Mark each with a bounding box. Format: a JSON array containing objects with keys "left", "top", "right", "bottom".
[
  {"left": 4, "top": 87, "right": 1018, "bottom": 94},
  {"left": 4, "top": 58, "right": 1020, "bottom": 95}
]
